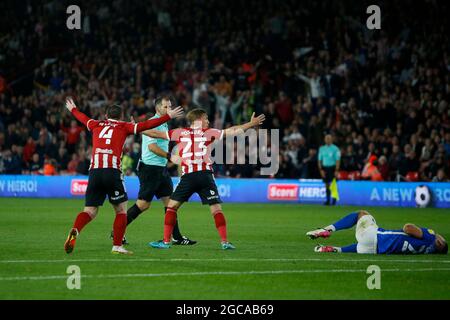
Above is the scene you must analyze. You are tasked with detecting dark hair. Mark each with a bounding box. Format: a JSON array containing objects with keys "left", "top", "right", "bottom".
[
  {"left": 106, "top": 104, "right": 123, "bottom": 120},
  {"left": 441, "top": 242, "right": 448, "bottom": 254},
  {"left": 154, "top": 94, "right": 173, "bottom": 109},
  {"left": 186, "top": 108, "right": 207, "bottom": 124}
]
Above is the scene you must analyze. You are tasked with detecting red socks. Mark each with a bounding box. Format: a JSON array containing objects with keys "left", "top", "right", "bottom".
[
  {"left": 113, "top": 213, "right": 127, "bottom": 246},
  {"left": 73, "top": 212, "right": 92, "bottom": 233},
  {"left": 214, "top": 211, "right": 227, "bottom": 242},
  {"left": 161, "top": 208, "right": 227, "bottom": 243},
  {"left": 164, "top": 207, "right": 178, "bottom": 243}
]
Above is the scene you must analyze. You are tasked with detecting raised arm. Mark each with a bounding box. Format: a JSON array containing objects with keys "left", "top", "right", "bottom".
[
  {"left": 297, "top": 73, "right": 311, "bottom": 84},
  {"left": 223, "top": 112, "right": 265, "bottom": 137},
  {"left": 134, "top": 106, "right": 184, "bottom": 133},
  {"left": 65, "top": 97, "right": 92, "bottom": 127},
  {"left": 403, "top": 223, "right": 423, "bottom": 239}
]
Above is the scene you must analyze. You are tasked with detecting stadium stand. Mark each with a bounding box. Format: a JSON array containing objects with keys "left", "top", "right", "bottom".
[{"left": 0, "top": 0, "right": 449, "bottom": 181}]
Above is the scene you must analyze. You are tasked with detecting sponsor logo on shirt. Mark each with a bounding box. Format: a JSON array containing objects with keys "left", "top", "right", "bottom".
[{"left": 95, "top": 148, "right": 113, "bottom": 154}]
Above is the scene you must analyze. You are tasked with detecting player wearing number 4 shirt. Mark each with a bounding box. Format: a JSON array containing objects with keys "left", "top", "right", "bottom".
[
  {"left": 63, "top": 97, "right": 184, "bottom": 255},
  {"left": 306, "top": 210, "right": 448, "bottom": 254},
  {"left": 144, "top": 108, "right": 265, "bottom": 250}
]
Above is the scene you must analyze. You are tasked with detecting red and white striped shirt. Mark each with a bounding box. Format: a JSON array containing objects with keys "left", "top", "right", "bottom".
[
  {"left": 167, "top": 127, "right": 223, "bottom": 175},
  {"left": 70, "top": 108, "right": 170, "bottom": 171}
]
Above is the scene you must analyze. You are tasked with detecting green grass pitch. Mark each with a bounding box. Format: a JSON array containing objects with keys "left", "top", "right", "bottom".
[{"left": 0, "top": 198, "right": 449, "bottom": 300}]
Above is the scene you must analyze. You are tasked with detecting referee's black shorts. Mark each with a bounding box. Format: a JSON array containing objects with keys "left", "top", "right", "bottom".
[
  {"left": 137, "top": 163, "right": 173, "bottom": 202},
  {"left": 85, "top": 168, "right": 128, "bottom": 207},
  {"left": 171, "top": 170, "right": 222, "bottom": 205},
  {"left": 322, "top": 166, "right": 336, "bottom": 184}
]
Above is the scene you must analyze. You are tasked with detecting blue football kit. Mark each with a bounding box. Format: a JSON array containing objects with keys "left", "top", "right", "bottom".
[{"left": 376, "top": 227, "right": 436, "bottom": 254}]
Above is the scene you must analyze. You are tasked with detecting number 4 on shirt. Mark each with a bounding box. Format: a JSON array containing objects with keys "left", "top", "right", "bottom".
[{"left": 99, "top": 126, "right": 114, "bottom": 144}]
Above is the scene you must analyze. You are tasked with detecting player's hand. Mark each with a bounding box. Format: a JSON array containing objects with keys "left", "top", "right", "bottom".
[
  {"left": 65, "top": 97, "right": 77, "bottom": 112},
  {"left": 250, "top": 112, "right": 265, "bottom": 126},
  {"left": 320, "top": 170, "right": 325, "bottom": 178},
  {"left": 167, "top": 106, "right": 184, "bottom": 119}
]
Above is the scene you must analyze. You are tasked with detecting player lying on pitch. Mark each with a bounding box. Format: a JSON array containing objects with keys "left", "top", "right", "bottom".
[
  {"left": 143, "top": 108, "right": 265, "bottom": 250},
  {"left": 306, "top": 210, "right": 448, "bottom": 254},
  {"left": 63, "top": 97, "right": 183, "bottom": 255}
]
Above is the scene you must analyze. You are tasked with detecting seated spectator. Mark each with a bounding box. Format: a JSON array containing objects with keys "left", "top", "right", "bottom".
[
  {"left": 341, "top": 145, "right": 359, "bottom": 171},
  {"left": 76, "top": 151, "right": 90, "bottom": 175},
  {"left": 378, "top": 156, "right": 389, "bottom": 181},
  {"left": 361, "top": 155, "right": 383, "bottom": 181},
  {"left": 43, "top": 158, "right": 57, "bottom": 176},
  {"left": 432, "top": 169, "right": 448, "bottom": 182},
  {"left": 28, "top": 153, "right": 43, "bottom": 175},
  {"left": 23, "top": 137, "right": 36, "bottom": 165},
  {"left": 400, "top": 150, "right": 420, "bottom": 178},
  {"left": 2, "top": 149, "right": 22, "bottom": 174},
  {"left": 388, "top": 145, "right": 403, "bottom": 180},
  {"left": 56, "top": 147, "right": 70, "bottom": 172},
  {"left": 61, "top": 120, "right": 84, "bottom": 154},
  {"left": 300, "top": 148, "right": 320, "bottom": 179},
  {"left": 67, "top": 154, "right": 80, "bottom": 175}
]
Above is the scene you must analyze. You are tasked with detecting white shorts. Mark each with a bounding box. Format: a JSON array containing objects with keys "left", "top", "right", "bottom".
[{"left": 356, "top": 215, "right": 378, "bottom": 254}]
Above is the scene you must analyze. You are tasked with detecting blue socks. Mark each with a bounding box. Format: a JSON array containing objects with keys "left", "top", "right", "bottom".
[
  {"left": 322, "top": 212, "right": 359, "bottom": 253},
  {"left": 330, "top": 212, "right": 359, "bottom": 231},
  {"left": 341, "top": 243, "right": 357, "bottom": 253}
]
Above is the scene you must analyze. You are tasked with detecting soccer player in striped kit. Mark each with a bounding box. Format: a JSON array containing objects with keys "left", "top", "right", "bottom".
[
  {"left": 144, "top": 108, "right": 265, "bottom": 250},
  {"left": 63, "top": 97, "right": 184, "bottom": 255}
]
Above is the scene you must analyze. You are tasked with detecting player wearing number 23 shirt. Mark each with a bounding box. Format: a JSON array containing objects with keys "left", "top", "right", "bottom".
[{"left": 63, "top": 97, "right": 184, "bottom": 255}]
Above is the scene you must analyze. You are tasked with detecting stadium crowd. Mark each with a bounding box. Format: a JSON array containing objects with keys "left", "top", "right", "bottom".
[{"left": 0, "top": 0, "right": 449, "bottom": 182}]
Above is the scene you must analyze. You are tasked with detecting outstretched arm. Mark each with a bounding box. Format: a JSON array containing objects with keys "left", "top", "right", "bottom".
[
  {"left": 223, "top": 112, "right": 265, "bottom": 137},
  {"left": 134, "top": 107, "right": 184, "bottom": 133},
  {"left": 403, "top": 224, "right": 423, "bottom": 239},
  {"left": 65, "top": 97, "right": 92, "bottom": 127},
  {"left": 297, "top": 73, "right": 311, "bottom": 84}
]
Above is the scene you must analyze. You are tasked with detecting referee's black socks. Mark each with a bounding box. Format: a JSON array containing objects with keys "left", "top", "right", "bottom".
[{"left": 127, "top": 204, "right": 143, "bottom": 225}]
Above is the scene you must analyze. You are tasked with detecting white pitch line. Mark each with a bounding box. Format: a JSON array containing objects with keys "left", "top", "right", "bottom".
[
  {"left": 1, "top": 268, "right": 450, "bottom": 282},
  {"left": 0, "top": 258, "right": 449, "bottom": 264}
]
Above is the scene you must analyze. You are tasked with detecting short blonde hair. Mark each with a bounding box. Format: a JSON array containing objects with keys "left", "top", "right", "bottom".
[{"left": 186, "top": 108, "right": 207, "bottom": 124}]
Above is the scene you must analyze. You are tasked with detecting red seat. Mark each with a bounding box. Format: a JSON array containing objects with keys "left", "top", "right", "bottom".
[
  {"left": 348, "top": 171, "right": 361, "bottom": 180},
  {"left": 338, "top": 171, "right": 349, "bottom": 180},
  {"left": 406, "top": 171, "right": 419, "bottom": 182}
]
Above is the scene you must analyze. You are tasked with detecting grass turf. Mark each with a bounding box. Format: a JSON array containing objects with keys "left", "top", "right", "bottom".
[{"left": 0, "top": 198, "right": 449, "bottom": 300}]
